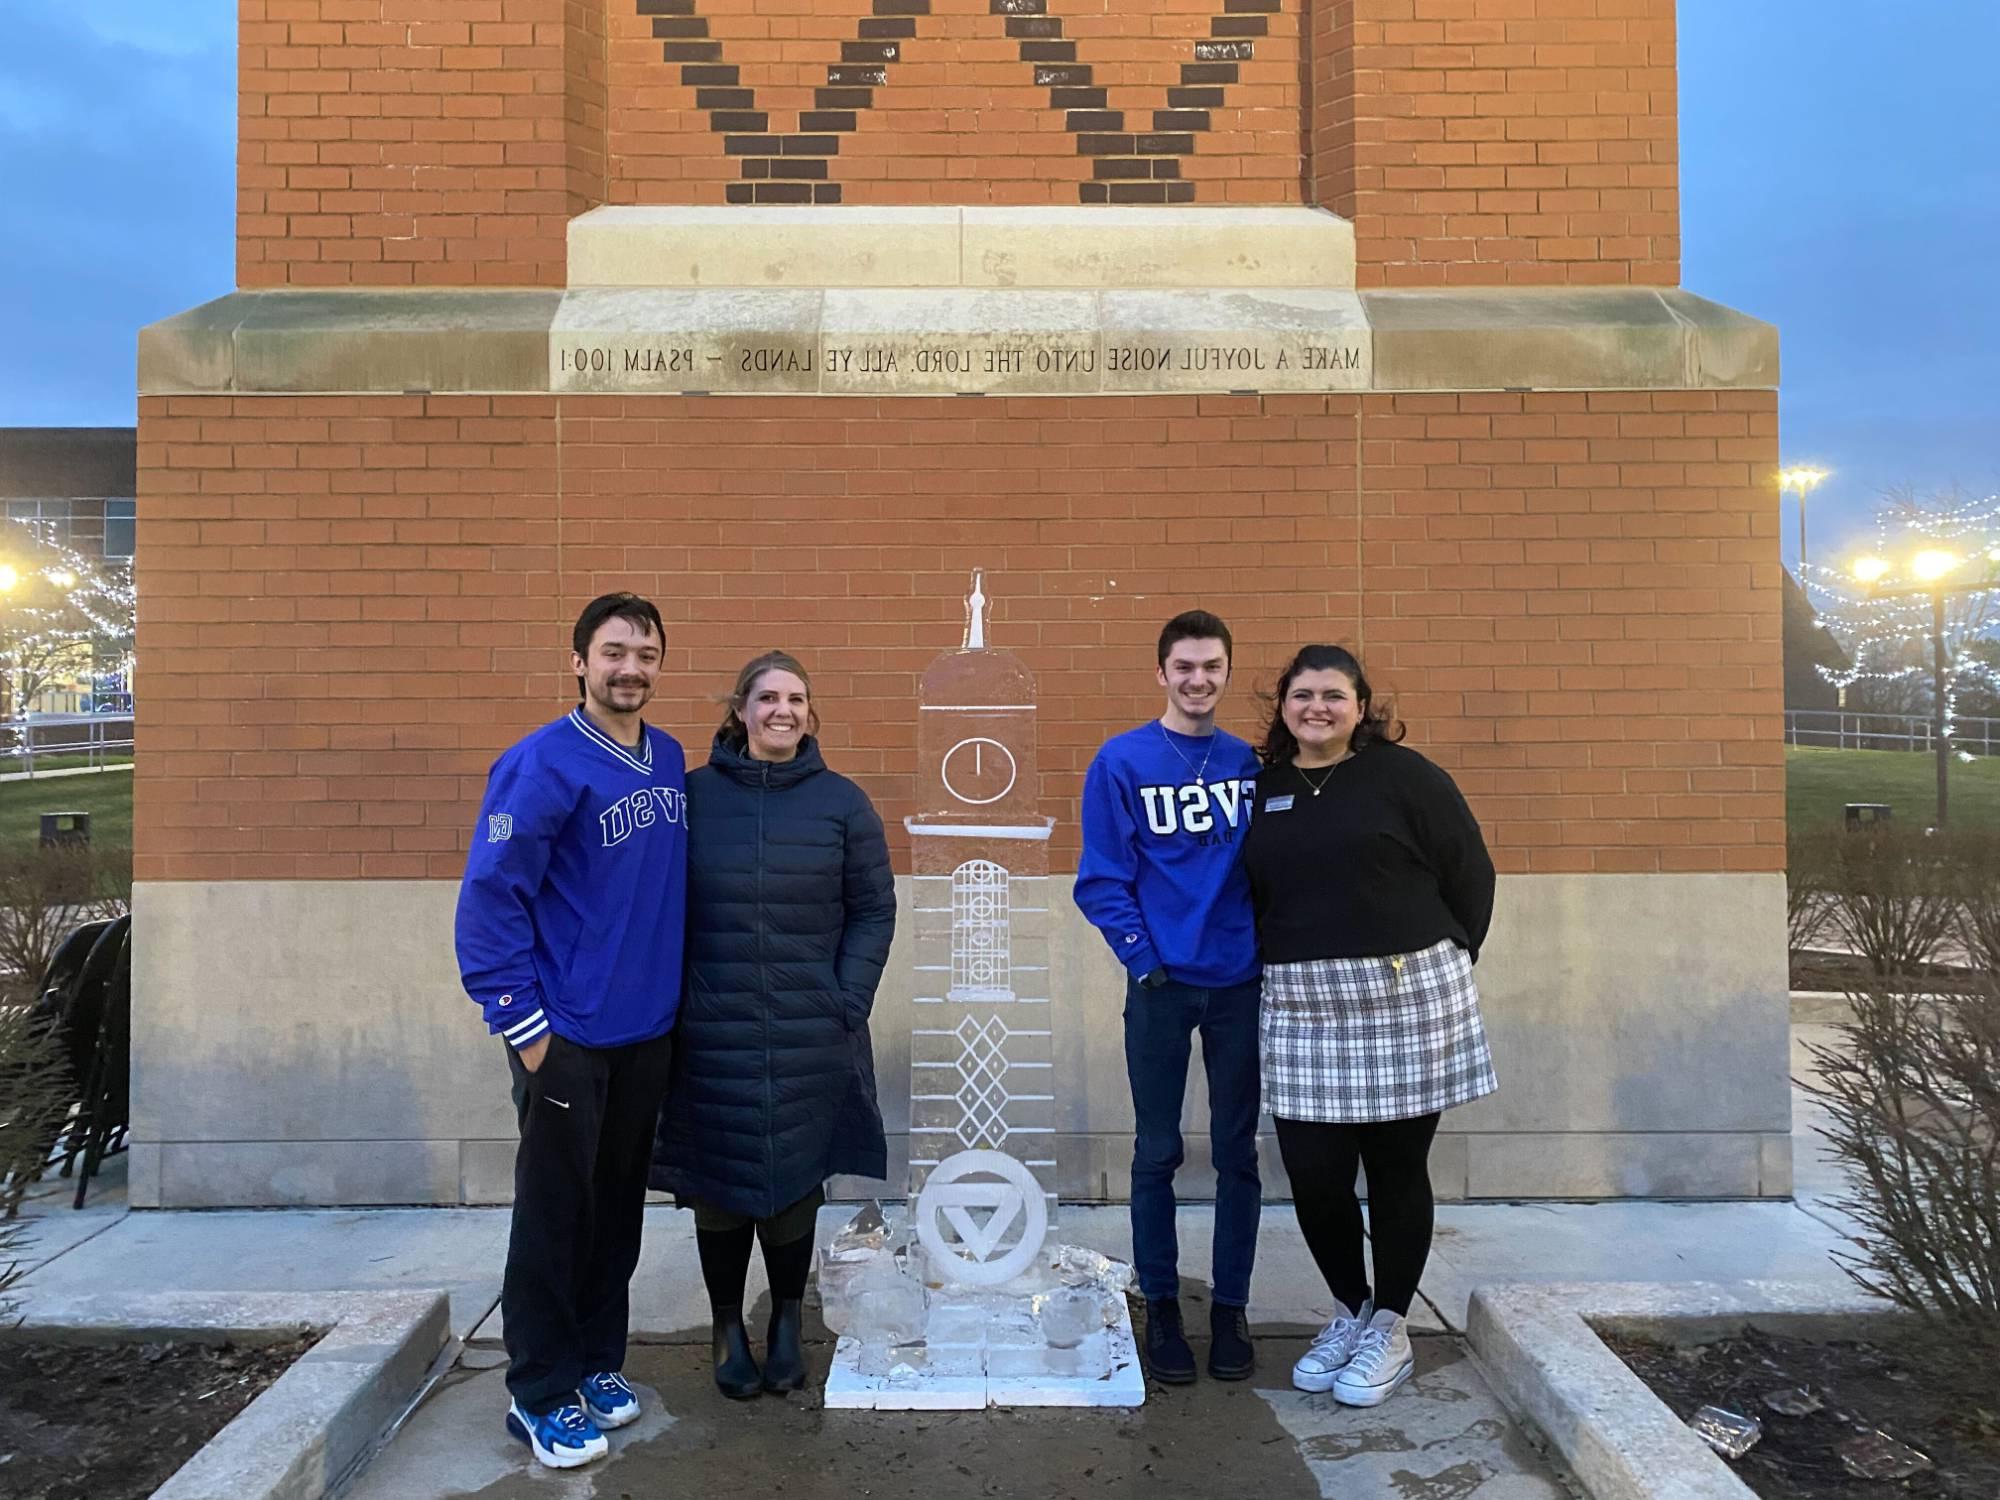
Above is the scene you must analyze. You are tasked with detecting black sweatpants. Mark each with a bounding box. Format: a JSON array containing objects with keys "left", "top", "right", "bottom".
[
  {"left": 1274, "top": 1112, "right": 1442, "bottom": 1318},
  {"left": 502, "top": 1030, "right": 675, "bottom": 1414}
]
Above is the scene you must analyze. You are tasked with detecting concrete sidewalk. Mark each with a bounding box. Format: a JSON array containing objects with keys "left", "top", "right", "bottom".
[{"left": 9, "top": 1025, "right": 1864, "bottom": 1497}]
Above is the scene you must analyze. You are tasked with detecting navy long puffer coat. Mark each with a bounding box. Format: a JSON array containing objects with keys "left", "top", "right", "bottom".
[{"left": 650, "top": 733, "right": 897, "bottom": 1220}]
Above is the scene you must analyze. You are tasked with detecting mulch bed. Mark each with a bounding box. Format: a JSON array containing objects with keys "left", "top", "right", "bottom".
[
  {"left": 0, "top": 1333, "right": 317, "bottom": 1500},
  {"left": 1604, "top": 1325, "right": 2000, "bottom": 1499}
]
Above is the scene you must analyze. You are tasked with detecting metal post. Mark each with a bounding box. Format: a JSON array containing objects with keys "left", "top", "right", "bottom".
[{"left": 1932, "top": 588, "right": 1949, "bottom": 828}]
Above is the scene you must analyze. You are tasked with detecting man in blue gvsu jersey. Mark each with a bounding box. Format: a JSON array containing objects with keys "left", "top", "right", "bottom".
[
  {"left": 1077, "top": 610, "right": 1261, "bottom": 1386},
  {"left": 456, "top": 592, "right": 688, "bottom": 1470}
]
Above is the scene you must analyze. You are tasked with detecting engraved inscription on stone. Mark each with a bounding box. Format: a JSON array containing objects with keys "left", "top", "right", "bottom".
[
  {"left": 819, "top": 338, "right": 1102, "bottom": 396},
  {"left": 549, "top": 288, "right": 1375, "bottom": 395}
]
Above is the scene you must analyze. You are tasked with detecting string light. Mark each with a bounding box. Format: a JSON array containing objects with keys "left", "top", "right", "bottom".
[
  {"left": 0, "top": 519, "right": 136, "bottom": 715},
  {"left": 1801, "top": 491, "right": 2000, "bottom": 743}
]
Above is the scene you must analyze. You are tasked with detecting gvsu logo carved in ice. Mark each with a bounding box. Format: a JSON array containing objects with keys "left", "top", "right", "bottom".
[{"left": 914, "top": 1150, "right": 1049, "bottom": 1287}]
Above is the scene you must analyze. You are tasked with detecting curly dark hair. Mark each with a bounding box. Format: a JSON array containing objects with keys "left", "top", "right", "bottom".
[{"left": 1256, "top": 643, "right": 1405, "bottom": 766}]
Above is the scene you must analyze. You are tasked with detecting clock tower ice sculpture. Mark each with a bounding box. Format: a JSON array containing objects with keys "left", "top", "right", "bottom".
[
  {"left": 906, "top": 572, "right": 1058, "bottom": 1249},
  {"left": 821, "top": 570, "right": 1145, "bottom": 1409}
]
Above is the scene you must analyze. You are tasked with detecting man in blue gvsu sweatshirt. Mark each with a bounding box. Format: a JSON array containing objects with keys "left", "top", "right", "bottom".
[
  {"left": 1077, "top": 609, "right": 1261, "bottom": 1386},
  {"left": 456, "top": 592, "right": 687, "bottom": 1471}
]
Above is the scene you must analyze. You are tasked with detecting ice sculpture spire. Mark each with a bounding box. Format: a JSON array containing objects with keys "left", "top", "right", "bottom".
[{"left": 964, "top": 568, "right": 986, "bottom": 650}]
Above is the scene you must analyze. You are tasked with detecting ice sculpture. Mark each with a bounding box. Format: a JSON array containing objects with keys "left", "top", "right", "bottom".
[{"left": 821, "top": 573, "right": 1146, "bottom": 1410}]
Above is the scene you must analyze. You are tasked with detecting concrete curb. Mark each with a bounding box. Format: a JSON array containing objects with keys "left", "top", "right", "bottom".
[
  {"left": 1466, "top": 1280, "right": 1893, "bottom": 1500},
  {"left": 9, "top": 1289, "right": 451, "bottom": 1500}
]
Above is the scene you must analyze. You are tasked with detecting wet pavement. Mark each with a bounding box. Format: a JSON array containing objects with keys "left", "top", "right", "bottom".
[{"left": 343, "top": 1325, "right": 1570, "bottom": 1500}]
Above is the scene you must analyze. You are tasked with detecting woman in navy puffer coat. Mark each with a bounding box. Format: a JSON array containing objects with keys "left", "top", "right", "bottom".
[{"left": 650, "top": 651, "right": 896, "bottom": 1401}]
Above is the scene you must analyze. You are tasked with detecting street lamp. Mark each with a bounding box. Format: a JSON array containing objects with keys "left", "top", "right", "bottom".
[
  {"left": 1779, "top": 465, "right": 1830, "bottom": 574},
  {"left": 1850, "top": 549, "right": 1974, "bottom": 827}
]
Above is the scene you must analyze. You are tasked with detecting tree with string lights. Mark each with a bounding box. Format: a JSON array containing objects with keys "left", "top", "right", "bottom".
[
  {"left": 0, "top": 519, "right": 136, "bottom": 723},
  {"left": 1802, "top": 488, "right": 2000, "bottom": 824}
]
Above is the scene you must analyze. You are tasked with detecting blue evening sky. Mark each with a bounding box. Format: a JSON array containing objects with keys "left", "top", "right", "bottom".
[{"left": 0, "top": 2, "right": 1993, "bottom": 567}]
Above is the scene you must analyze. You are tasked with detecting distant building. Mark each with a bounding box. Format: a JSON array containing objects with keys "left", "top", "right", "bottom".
[{"left": 0, "top": 427, "right": 136, "bottom": 563}]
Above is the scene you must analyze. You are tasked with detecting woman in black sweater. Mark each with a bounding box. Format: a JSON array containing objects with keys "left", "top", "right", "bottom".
[{"left": 1242, "top": 644, "right": 1497, "bottom": 1409}]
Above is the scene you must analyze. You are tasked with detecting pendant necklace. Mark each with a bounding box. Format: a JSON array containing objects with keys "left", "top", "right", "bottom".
[
  {"left": 1158, "top": 722, "right": 1215, "bottom": 786},
  {"left": 1297, "top": 753, "right": 1350, "bottom": 797}
]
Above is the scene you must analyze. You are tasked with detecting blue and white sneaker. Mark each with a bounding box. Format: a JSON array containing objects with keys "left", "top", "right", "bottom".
[
  {"left": 579, "top": 1370, "right": 641, "bottom": 1430},
  {"left": 505, "top": 1398, "right": 608, "bottom": 1469}
]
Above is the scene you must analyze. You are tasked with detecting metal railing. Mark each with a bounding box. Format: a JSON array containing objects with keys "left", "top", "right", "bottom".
[
  {"left": 1785, "top": 709, "right": 2000, "bottom": 757},
  {"left": 0, "top": 713, "right": 135, "bottom": 773}
]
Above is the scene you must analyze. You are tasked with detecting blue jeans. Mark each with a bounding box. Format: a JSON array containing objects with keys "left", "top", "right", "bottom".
[{"left": 1123, "top": 974, "right": 1262, "bottom": 1307}]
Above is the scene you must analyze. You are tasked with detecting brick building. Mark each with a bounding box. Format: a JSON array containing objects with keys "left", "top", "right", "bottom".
[{"left": 135, "top": 0, "right": 1787, "bottom": 1208}]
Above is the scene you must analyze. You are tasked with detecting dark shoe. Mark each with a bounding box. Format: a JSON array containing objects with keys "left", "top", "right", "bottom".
[
  {"left": 1143, "top": 1297, "right": 1197, "bottom": 1385},
  {"left": 711, "top": 1310, "right": 762, "bottom": 1400},
  {"left": 762, "top": 1298, "right": 807, "bottom": 1393},
  {"left": 1208, "top": 1303, "right": 1255, "bottom": 1380}
]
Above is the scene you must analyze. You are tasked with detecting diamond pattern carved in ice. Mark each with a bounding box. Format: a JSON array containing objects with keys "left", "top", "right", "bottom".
[{"left": 953, "top": 1014, "right": 1013, "bottom": 1147}]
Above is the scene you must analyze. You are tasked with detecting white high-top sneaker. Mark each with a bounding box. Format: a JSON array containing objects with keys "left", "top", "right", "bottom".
[
  {"left": 1291, "top": 1297, "right": 1373, "bottom": 1393},
  {"left": 1331, "top": 1308, "right": 1415, "bottom": 1407}
]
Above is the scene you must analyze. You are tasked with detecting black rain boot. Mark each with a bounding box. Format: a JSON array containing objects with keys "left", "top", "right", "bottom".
[
  {"left": 1143, "top": 1297, "right": 1197, "bottom": 1385},
  {"left": 762, "top": 1298, "right": 807, "bottom": 1394},
  {"left": 711, "top": 1308, "right": 763, "bottom": 1400},
  {"left": 1208, "top": 1303, "right": 1255, "bottom": 1380}
]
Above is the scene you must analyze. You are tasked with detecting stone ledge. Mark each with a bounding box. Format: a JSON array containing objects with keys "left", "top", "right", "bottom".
[
  {"left": 1467, "top": 1281, "right": 1892, "bottom": 1500},
  {"left": 1367, "top": 288, "right": 1778, "bottom": 392},
  {"left": 7, "top": 1289, "right": 451, "bottom": 1500},
  {"left": 139, "top": 290, "right": 561, "bottom": 396},
  {"left": 568, "top": 204, "right": 1358, "bottom": 290},
  {"left": 141, "top": 286, "right": 1774, "bottom": 397}
]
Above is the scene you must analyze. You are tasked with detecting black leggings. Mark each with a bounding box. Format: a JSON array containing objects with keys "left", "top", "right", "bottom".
[
  {"left": 693, "top": 1187, "right": 825, "bottom": 1316},
  {"left": 1274, "top": 1112, "right": 1442, "bottom": 1318}
]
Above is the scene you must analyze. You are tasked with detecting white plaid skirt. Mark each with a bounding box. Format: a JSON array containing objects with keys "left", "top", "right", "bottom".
[{"left": 1261, "top": 940, "right": 1498, "bottom": 1122}]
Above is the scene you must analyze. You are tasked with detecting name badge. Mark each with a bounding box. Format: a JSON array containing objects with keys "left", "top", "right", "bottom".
[{"left": 1265, "top": 794, "right": 1295, "bottom": 812}]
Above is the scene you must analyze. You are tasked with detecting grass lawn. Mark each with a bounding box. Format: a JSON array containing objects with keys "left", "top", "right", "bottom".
[
  {"left": 1786, "top": 745, "right": 2000, "bottom": 831},
  {"left": 0, "top": 769, "right": 133, "bottom": 852},
  {"left": 1, "top": 755, "right": 1993, "bottom": 848}
]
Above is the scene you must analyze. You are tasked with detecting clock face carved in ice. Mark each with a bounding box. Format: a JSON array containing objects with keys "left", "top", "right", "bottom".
[{"left": 941, "top": 737, "right": 1018, "bottom": 806}]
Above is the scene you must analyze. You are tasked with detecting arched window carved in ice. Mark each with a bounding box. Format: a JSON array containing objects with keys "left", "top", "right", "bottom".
[{"left": 949, "top": 858, "right": 1011, "bottom": 1001}]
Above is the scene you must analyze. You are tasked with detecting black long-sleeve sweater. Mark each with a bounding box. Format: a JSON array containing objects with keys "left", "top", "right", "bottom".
[{"left": 1242, "top": 739, "right": 1496, "bottom": 963}]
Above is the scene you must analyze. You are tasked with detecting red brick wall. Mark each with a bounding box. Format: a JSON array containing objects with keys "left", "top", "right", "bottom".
[
  {"left": 237, "top": 0, "right": 1685, "bottom": 282},
  {"left": 1309, "top": 0, "right": 1680, "bottom": 286},
  {"left": 239, "top": 0, "right": 605, "bottom": 287},
  {"left": 606, "top": 0, "right": 1304, "bottom": 207},
  {"left": 135, "top": 388, "right": 1778, "bottom": 882}
]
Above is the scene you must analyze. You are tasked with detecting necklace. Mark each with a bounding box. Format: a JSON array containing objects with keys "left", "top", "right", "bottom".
[
  {"left": 1296, "top": 752, "right": 1351, "bottom": 796},
  {"left": 1158, "top": 722, "right": 1215, "bottom": 786}
]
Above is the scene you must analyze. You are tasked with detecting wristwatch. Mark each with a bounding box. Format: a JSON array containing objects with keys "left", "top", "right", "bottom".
[{"left": 1138, "top": 968, "right": 1169, "bottom": 990}]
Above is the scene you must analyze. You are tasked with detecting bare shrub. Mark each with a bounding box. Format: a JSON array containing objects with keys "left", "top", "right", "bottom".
[
  {"left": 0, "top": 998, "right": 73, "bottom": 1220},
  {"left": 0, "top": 844, "right": 131, "bottom": 995},
  {"left": 0, "top": 1214, "right": 33, "bottom": 1320},
  {"left": 1804, "top": 971, "right": 2000, "bottom": 1349},
  {"left": 1948, "top": 828, "right": 2000, "bottom": 975},
  {"left": 1820, "top": 826, "right": 1955, "bottom": 979},
  {"left": 1786, "top": 826, "right": 1838, "bottom": 955}
]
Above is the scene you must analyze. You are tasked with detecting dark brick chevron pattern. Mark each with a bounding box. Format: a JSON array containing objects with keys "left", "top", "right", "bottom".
[
  {"left": 638, "top": 0, "right": 932, "bottom": 204},
  {"left": 638, "top": 0, "right": 1276, "bottom": 204},
  {"left": 992, "top": 0, "right": 1277, "bottom": 204}
]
